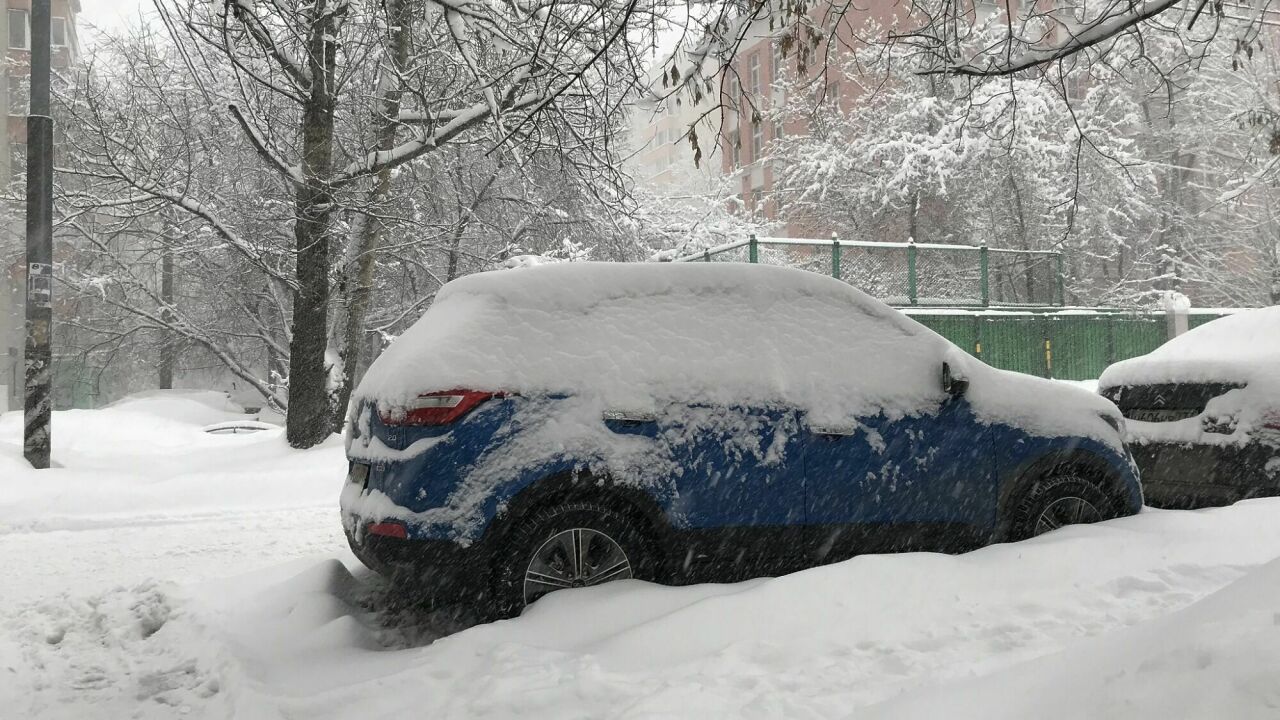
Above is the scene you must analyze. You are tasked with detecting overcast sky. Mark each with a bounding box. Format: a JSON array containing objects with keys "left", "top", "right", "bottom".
[{"left": 77, "top": 0, "right": 153, "bottom": 46}]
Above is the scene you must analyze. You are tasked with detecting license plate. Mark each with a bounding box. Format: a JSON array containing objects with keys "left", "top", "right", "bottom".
[
  {"left": 347, "top": 462, "right": 370, "bottom": 488},
  {"left": 1129, "top": 408, "right": 1198, "bottom": 423}
]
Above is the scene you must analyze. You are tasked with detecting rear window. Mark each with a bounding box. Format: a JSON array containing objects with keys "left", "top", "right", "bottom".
[{"left": 1101, "top": 382, "right": 1245, "bottom": 419}]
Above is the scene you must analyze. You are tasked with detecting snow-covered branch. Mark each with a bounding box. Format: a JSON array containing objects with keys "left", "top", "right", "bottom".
[
  {"left": 935, "top": 0, "right": 1189, "bottom": 77},
  {"left": 227, "top": 103, "right": 304, "bottom": 185}
]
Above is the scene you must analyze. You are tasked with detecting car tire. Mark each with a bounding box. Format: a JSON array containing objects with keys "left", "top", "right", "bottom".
[
  {"left": 1006, "top": 471, "right": 1115, "bottom": 542},
  {"left": 487, "top": 501, "right": 658, "bottom": 619}
]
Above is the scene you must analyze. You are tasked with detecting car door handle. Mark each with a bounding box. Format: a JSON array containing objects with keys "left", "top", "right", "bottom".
[{"left": 810, "top": 424, "right": 859, "bottom": 437}]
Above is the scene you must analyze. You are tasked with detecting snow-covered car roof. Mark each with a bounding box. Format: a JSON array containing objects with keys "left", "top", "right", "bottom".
[
  {"left": 354, "top": 262, "right": 1121, "bottom": 444},
  {"left": 355, "top": 262, "right": 941, "bottom": 420},
  {"left": 1100, "top": 306, "right": 1280, "bottom": 388}
]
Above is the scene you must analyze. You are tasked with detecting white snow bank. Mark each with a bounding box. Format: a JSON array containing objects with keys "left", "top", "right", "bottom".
[
  {"left": 0, "top": 396, "right": 353, "bottom": 719},
  {"left": 103, "top": 389, "right": 249, "bottom": 424},
  {"left": 0, "top": 393, "right": 342, "bottom": 532},
  {"left": 867, "top": 553, "right": 1280, "bottom": 720},
  {"left": 182, "top": 499, "right": 1280, "bottom": 719},
  {"left": 355, "top": 263, "right": 1121, "bottom": 444},
  {"left": 4, "top": 396, "right": 1280, "bottom": 719}
]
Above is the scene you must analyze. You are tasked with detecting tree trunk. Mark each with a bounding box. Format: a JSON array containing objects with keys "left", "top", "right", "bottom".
[
  {"left": 1006, "top": 171, "right": 1033, "bottom": 302},
  {"left": 286, "top": 4, "right": 340, "bottom": 449},
  {"left": 159, "top": 231, "right": 175, "bottom": 389},
  {"left": 329, "top": 0, "right": 413, "bottom": 432}
]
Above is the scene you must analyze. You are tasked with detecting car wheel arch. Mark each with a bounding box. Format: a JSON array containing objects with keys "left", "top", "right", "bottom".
[
  {"left": 996, "top": 450, "right": 1129, "bottom": 539},
  {"left": 481, "top": 470, "right": 676, "bottom": 562}
]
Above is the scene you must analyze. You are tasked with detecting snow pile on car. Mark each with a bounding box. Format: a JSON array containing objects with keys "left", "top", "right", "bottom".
[
  {"left": 355, "top": 263, "right": 1121, "bottom": 443},
  {"left": 1100, "top": 306, "right": 1280, "bottom": 442},
  {"left": 356, "top": 262, "right": 942, "bottom": 420},
  {"left": 1101, "top": 306, "right": 1280, "bottom": 387}
]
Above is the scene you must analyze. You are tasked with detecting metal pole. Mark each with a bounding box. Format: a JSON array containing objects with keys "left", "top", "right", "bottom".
[
  {"left": 748, "top": 233, "right": 758, "bottom": 263},
  {"left": 906, "top": 240, "right": 918, "bottom": 306},
  {"left": 1055, "top": 252, "right": 1066, "bottom": 306},
  {"left": 979, "top": 243, "right": 989, "bottom": 307},
  {"left": 24, "top": 0, "right": 53, "bottom": 469},
  {"left": 831, "top": 232, "right": 841, "bottom": 279}
]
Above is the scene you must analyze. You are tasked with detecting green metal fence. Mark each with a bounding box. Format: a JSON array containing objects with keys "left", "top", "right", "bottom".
[
  {"left": 672, "top": 235, "right": 1066, "bottom": 307},
  {"left": 906, "top": 310, "right": 1235, "bottom": 380}
]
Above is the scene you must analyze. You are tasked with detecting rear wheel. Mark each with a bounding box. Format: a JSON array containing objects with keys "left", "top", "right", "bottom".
[
  {"left": 489, "top": 501, "right": 657, "bottom": 618},
  {"left": 1006, "top": 472, "right": 1113, "bottom": 541}
]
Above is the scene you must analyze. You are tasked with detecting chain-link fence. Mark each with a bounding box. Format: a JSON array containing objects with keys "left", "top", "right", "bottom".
[
  {"left": 987, "top": 249, "right": 1061, "bottom": 306},
  {"left": 671, "top": 236, "right": 1064, "bottom": 307}
]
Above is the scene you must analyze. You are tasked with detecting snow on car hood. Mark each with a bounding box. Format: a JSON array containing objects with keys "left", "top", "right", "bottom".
[{"left": 354, "top": 263, "right": 1122, "bottom": 447}]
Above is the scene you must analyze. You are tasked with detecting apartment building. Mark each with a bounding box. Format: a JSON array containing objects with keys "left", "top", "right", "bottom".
[
  {"left": 717, "top": 0, "right": 1045, "bottom": 234},
  {"left": 627, "top": 56, "right": 724, "bottom": 194},
  {"left": 0, "top": 0, "right": 80, "bottom": 411}
]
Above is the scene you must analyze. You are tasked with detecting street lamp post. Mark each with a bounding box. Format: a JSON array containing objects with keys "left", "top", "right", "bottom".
[{"left": 24, "top": 0, "right": 53, "bottom": 469}]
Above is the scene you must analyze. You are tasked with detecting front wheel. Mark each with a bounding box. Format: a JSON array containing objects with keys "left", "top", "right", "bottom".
[
  {"left": 1006, "top": 473, "right": 1113, "bottom": 541},
  {"left": 489, "top": 501, "right": 657, "bottom": 618}
]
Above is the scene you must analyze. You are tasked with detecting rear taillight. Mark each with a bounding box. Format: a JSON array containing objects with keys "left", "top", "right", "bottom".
[
  {"left": 380, "top": 389, "right": 498, "bottom": 426},
  {"left": 367, "top": 521, "right": 407, "bottom": 539}
]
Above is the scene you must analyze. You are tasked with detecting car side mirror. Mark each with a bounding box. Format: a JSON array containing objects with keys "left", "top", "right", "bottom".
[{"left": 942, "top": 362, "right": 969, "bottom": 397}]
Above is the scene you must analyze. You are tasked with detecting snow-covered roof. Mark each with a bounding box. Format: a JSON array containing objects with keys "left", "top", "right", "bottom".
[
  {"left": 354, "top": 262, "right": 938, "bottom": 421},
  {"left": 354, "top": 262, "right": 1121, "bottom": 444},
  {"left": 1100, "top": 306, "right": 1280, "bottom": 388}
]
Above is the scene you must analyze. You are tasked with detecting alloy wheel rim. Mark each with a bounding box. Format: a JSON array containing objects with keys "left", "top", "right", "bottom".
[
  {"left": 523, "top": 527, "right": 632, "bottom": 605},
  {"left": 1033, "top": 496, "right": 1102, "bottom": 537}
]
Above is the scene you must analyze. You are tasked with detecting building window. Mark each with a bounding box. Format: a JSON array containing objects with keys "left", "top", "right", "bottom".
[
  {"left": 815, "top": 81, "right": 840, "bottom": 110},
  {"left": 8, "top": 76, "right": 28, "bottom": 116},
  {"left": 726, "top": 76, "right": 740, "bottom": 112},
  {"left": 748, "top": 53, "right": 761, "bottom": 96},
  {"left": 1064, "top": 72, "right": 1086, "bottom": 100},
  {"left": 9, "top": 10, "right": 28, "bottom": 50},
  {"left": 752, "top": 120, "right": 764, "bottom": 162},
  {"left": 51, "top": 17, "right": 67, "bottom": 47},
  {"left": 729, "top": 130, "right": 741, "bottom": 168},
  {"left": 772, "top": 42, "right": 785, "bottom": 80}
]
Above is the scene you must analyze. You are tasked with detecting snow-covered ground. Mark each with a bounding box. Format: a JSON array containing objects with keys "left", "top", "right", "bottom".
[{"left": 3, "top": 392, "right": 1280, "bottom": 719}]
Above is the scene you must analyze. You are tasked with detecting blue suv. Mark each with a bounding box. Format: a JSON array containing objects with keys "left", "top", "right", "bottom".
[{"left": 341, "top": 263, "right": 1140, "bottom": 617}]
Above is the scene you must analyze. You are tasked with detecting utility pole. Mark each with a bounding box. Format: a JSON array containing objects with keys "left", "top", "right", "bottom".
[{"left": 24, "top": 0, "right": 53, "bottom": 469}]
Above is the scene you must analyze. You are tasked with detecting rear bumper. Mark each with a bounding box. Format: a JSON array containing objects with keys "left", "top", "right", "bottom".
[
  {"left": 344, "top": 521, "right": 486, "bottom": 605},
  {"left": 1130, "top": 440, "right": 1280, "bottom": 509}
]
